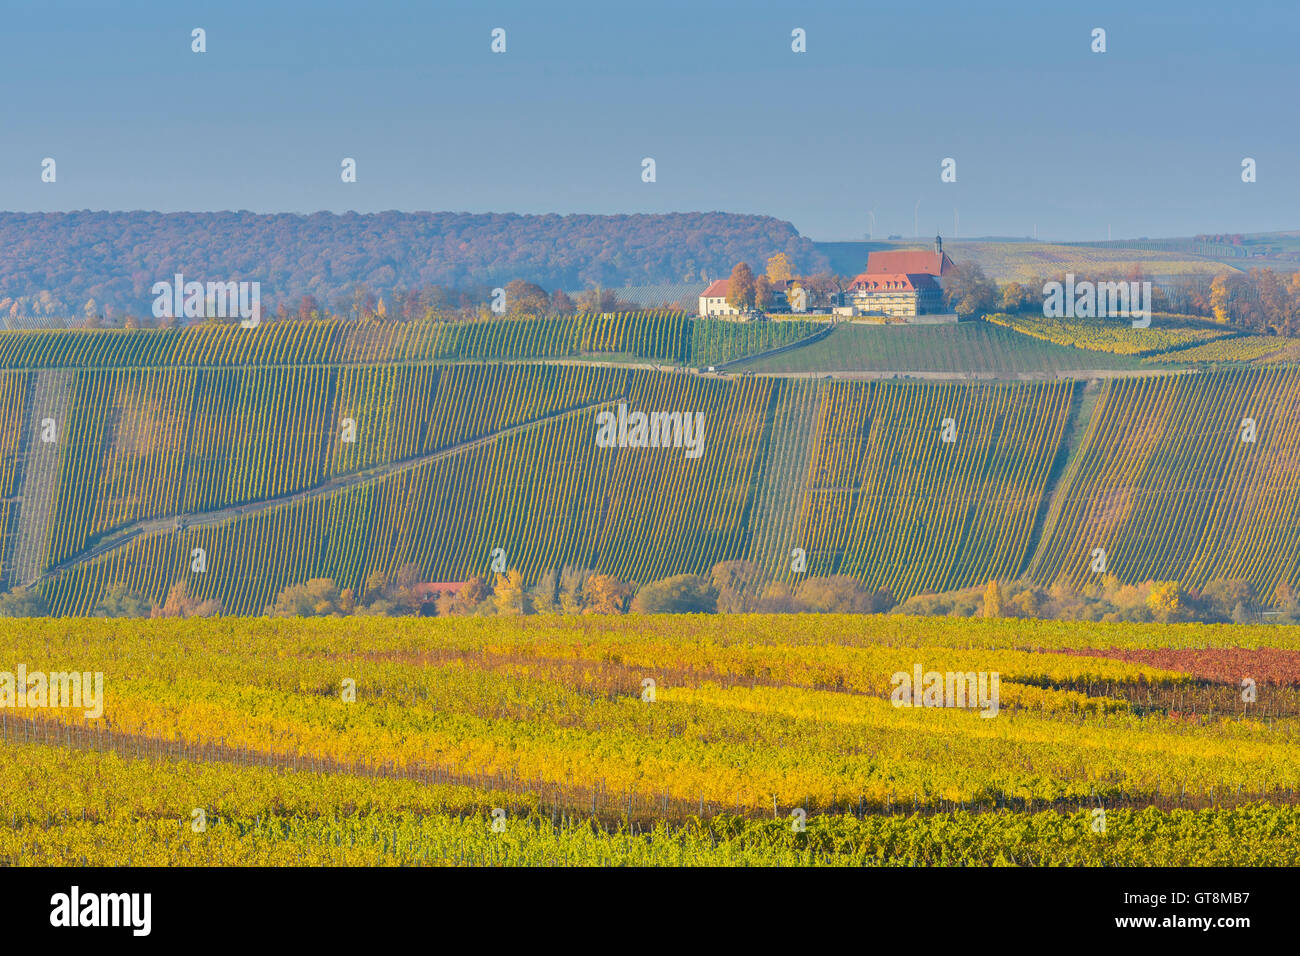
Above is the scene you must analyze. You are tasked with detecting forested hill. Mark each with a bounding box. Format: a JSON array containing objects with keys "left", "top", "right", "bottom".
[{"left": 0, "top": 211, "right": 825, "bottom": 318}]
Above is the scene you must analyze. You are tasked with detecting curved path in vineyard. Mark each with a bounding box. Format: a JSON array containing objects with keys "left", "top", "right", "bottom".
[{"left": 31, "top": 395, "right": 622, "bottom": 585}]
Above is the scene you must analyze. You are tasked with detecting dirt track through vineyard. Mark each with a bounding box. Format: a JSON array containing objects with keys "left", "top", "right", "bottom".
[{"left": 33, "top": 394, "right": 623, "bottom": 585}]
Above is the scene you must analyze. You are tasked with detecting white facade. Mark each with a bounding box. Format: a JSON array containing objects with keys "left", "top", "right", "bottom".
[{"left": 698, "top": 294, "right": 740, "bottom": 317}]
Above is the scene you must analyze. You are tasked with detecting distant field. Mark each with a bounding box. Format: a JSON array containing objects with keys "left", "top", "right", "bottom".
[
  {"left": 948, "top": 242, "right": 1241, "bottom": 283},
  {"left": 813, "top": 240, "right": 1245, "bottom": 284},
  {"left": 729, "top": 321, "right": 1148, "bottom": 375},
  {"left": 0, "top": 312, "right": 692, "bottom": 368}
]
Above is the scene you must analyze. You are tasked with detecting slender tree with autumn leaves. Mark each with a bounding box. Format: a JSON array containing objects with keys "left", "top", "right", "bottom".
[
  {"left": 766, "top": 253, "right": 794, "bottom": 282},
  {"left": 726, "top": 262, "right": 756, "bottom": 310}
]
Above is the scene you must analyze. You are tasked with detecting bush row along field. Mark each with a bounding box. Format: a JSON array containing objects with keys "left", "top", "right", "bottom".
[
  {"left": 985, "top": 313, "right": 1231, "bottom": 356},
  {"left": 1027, "top": 366, "right": 1300, "bottom": 598},
  {"left": 4, "top": 615, "right": 1299, "bottom": 865},
  {"left": 0, "top": 313, "right": 693, "bottom": 368}
]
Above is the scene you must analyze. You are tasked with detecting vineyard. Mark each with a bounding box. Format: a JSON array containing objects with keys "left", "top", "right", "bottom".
[
  {"left": 985, "top": 313, "right": 1231, "bottom": 356},
  {"left": 730, "top": 321, "right": 1148, "bottom": 374},
  {"left": 36, "top": 367, "right": 778, "bottom": 613},
  {"left": 0, "top": 312, "right": 693, "bottom": 368},
  {"left": 686, "top": 318, "right": 823, "bottom": 367},
  {"left": 16, "top": 362, "right": 1093, "bottom": 614},
  {"left": 1144, "top": 335, "right": 1297, "bottom": 365},
  {"left": 795, "top": 380, "right": 1073, "bottom": 597},
  {"left": 0, "top": 371, "right": 25, "bottom": 588},
  {"left": 1028, "top": 366, "right": 1300, "bottom": 597},
  {"left": 747, "top": 379, "right": 820, "bottom": 578},
  {"left": 0, "top": 316, "right": 1298, "bottom": 612},
  {"left": 0, "top": 314, "right": 903, "bottom": 374},
  {"left": 3, "top": 614, "right": 1299, "bottom": 866},
  {"left": 941, "top": 241, "right": 1241, "bottom": 283}
]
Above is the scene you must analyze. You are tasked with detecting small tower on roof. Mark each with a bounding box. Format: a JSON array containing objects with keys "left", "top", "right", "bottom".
[{"left": 934, "top": 234, "right": 943, "bottom": 255}]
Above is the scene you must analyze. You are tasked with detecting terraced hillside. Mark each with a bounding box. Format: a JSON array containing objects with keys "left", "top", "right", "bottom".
[
  {"left": 2, "top": 320, "right": 1300, "bottom": 613},
  {"left": 1028, "top": 367, "right": 1300, "bottom": 599},
  {"left": 795, "top": 380, "right": 1073, "bottom": 597}
]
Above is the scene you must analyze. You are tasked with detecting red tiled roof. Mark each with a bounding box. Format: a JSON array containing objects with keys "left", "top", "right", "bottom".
[
  {"left": 846, "top": 272, "right": 940, "bottom": 292},
  {"left": 865, "top": 250, "right": 954, "bottom": 276},
  {"left": 701, "top": 279, "right": 730, "bottom": 298}
]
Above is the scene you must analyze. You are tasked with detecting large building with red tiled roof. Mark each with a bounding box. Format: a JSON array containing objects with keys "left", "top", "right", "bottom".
[
  {"left": 835, "top": 235, "right": 953, "bottom": 318},
  {"left": 865, "top": 236, "right": 955, "bottom": 278},
  {"left": 865, "top": 249, "right": 955, "bottom": 277},
  {"left": 843, "top": 272, "right": 943, "bottom": 318}
]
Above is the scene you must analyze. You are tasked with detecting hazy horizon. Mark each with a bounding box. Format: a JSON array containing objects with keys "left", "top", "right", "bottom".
[
  {"left": 4, "top": 0, "right": 1296, "bottom": 241},
  {"left": 0, "top": 207, "right": 1288, "bottom": 246}
]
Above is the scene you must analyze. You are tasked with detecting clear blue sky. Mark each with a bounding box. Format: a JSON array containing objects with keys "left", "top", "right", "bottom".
[{"left": 2, "top": 0, "right": 1295, "bottom": 241}]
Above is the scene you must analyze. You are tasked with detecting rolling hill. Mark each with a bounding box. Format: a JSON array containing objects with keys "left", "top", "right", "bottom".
[{"left": 1, "top": 315, "right": 1299, "bottom": 614}]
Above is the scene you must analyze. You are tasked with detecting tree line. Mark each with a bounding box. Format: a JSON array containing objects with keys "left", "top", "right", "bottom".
[
  {"left": 998, "top": 267, "right": 1300, "bottom": 335},
  {"left": 6, "top": 563, "right": 1293, "bottom": 624},
  {"left": 0, "top": 210, "right": 825, "bottom": 321}
]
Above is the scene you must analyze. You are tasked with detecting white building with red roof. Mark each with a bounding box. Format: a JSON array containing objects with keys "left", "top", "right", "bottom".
[{"left": 698, "top": 278, "right": 739, "bottom": 317}]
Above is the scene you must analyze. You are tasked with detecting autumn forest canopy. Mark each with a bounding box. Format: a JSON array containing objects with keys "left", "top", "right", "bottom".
[{"left": 0, "top": 210, "right": 826, "bottom": 319}]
